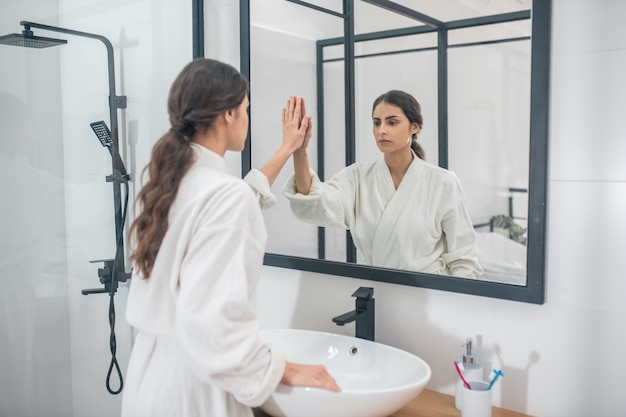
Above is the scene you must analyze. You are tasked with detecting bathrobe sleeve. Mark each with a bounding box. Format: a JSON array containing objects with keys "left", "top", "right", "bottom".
[
  {"left": 175, "top": 181, "right": 285, "bottom": 407},
  {"left": 282, "top": 167, "right": 357, "bottom": 229},
  {"left": 438, "top": 176, "right": 483, "bottom": 278},
  {"left": 244, "top": 168, "right": 277, "bottom": 210}
]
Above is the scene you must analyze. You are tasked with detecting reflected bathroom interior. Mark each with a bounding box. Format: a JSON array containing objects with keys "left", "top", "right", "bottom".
[{"left": 243, "top": 0, "right": 548, "bottom": 304}]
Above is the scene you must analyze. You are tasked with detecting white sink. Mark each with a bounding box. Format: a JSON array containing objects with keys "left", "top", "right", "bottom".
[{"left": 259, "top": 328, "right": 431, "bottom": 417}]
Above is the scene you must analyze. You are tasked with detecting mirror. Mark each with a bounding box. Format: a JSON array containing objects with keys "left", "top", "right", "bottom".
[{"left": 238, "top": 0, "right": 550, "bottom": 304}]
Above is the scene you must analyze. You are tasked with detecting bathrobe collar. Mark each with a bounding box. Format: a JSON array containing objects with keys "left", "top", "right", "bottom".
[
  {"left": 190, "top": 142, "right": 228, "bottom": 173},
  {"left": 380, "top": 149, "right": 422, "bottom": 194}
]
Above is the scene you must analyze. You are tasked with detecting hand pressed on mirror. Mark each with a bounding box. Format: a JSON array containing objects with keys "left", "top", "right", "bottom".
[
  {"left": 283, "top": 90, "right": 483, "bottom": 278},
  {"left": 254, "top": 96, "right": 311, "bottom": 192}
]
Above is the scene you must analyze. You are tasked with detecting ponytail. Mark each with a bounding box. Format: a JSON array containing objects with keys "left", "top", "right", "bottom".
[
  {"left": 411, "top": 140, "right": 426, "bottom": 160},
  {"left": 129, "top": 130, "right": 195, "bottom": 278}
]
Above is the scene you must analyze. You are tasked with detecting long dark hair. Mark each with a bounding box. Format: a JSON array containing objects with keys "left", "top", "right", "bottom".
[
  {"left": 372, "top": 90, "right": 425, "bottom": 160},
  {"left": 129, "top": 58, "right": 249, "bottom": 279}
]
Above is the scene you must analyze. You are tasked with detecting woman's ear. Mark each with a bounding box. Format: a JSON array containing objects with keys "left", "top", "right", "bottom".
[
  {"left": 223, "top": 108, "right": 236, "bottom": 125},
  {"left": 411, "top": 122, "right": 420, "bottom": 135}
]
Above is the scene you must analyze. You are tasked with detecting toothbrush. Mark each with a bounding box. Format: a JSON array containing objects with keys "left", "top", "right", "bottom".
[
  {"left": 454, "top": 360, "right": 471, "bottom": 390},
  {"left": 487, "top": 369, "right": 504, "bottom": 390}
]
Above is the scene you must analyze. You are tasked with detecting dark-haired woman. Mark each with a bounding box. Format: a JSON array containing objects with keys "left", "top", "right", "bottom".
[
  {"left": 283, "top": 90, "right": 482, "bottom": 278},
  {"left": 121, "top": 58, "right": 339, "bottom": 417}
]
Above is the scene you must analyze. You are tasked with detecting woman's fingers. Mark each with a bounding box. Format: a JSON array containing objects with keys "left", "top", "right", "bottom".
[
  {"left": 288, "top": 96, "right": 301, "bottom": 123},
  {"left": 307, "top": 365, "right": 341, "bottom": 392},
  {"left": 314, "top": 366, "right": 341, "bottom": 392},
  {"left": 284, "top": 96, "right": 305, "bottom": 123},
  {"left": 280, "top": 97, "right": 313, "bottom": 152},
  {"left": 283, "top": 97, "right": 297, "bottom": 125},
  {"left": 281, "top": 362, "right": 341, "bottom": 392},
  {"left": 299, "top": 116, "right": 309, "bottom": 133},
  {"left": 295, "top": 97, "right": 302, "bottom": 122},
  {"left": 301, "top": 97, "right": 307, "bottom": 119}
]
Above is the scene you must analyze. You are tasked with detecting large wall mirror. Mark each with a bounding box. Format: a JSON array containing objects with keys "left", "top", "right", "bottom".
[{"left": 238, "top": 0, "right": 550, "bottom": 304}]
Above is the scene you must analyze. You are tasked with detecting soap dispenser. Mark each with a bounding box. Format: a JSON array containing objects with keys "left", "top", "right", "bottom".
[{"left": 454, "top": 337, "right": 483, "bottom": 410}]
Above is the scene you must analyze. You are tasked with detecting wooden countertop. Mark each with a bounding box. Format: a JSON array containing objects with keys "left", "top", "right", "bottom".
[
  {"left": 254, "top": 389, "right": 532, "bottom": 417},
  {"left": 389, "top": 389, "right": 532, "bottom": 417}
]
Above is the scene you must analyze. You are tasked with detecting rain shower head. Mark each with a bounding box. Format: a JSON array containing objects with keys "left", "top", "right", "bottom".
[{"left": 0, "top": 28, "right": 67, "bottom": 49}]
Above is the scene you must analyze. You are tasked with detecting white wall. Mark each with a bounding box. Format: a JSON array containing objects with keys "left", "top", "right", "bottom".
[{"left": 245, "top": 1, "right": 626, "bottom": 417}]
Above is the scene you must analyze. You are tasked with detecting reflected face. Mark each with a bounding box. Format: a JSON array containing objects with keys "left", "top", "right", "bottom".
[{"left": 372, "top": 101, "right": 419, "bottom": 154}]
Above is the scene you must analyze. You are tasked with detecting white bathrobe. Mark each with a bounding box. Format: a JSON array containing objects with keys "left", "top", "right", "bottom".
[
  {"left": 283, "top": 154, "right": 483, "bottom": 277},
  {"left": 121, "top": 144, "right": 285, "bottom": 417}
]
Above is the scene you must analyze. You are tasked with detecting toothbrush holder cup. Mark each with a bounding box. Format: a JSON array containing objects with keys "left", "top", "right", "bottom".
[{"left": 461, "top": 380, "right": 492, "bottom": 417}]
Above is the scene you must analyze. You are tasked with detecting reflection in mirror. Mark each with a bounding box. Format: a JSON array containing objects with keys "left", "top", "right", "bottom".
[
  {"left": 241, "top": 0, "right": 549, "bottom": 304},
  {"left": 284, "top": 88, "right": 485, "bottom": 279}
]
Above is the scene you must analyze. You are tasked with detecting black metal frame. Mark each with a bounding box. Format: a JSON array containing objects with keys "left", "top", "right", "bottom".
[
  {"left": 236, "top": 0, "right": 550, "bottom": 304},
  {"left": 13, "top": 21, "right": 132, "bottom": 294},
  {"left": 192, "top": 0, "right": 204, "bottom": 59}
]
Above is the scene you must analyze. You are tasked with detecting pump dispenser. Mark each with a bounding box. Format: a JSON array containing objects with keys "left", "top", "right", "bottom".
[{"left": 455, "top": 337, "right": 483, "bottom": 410}]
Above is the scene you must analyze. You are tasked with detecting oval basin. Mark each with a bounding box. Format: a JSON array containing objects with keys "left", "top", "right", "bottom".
[{"left": 260, "top": 328, "right": 431, "bottom": 417}]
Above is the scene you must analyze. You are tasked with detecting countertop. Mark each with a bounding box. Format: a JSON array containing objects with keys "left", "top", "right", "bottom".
[
  {"left": 389, "top": 389, "right": 532, "bottom": 417},
  {"left": 254, "top": 389, "right": 533, "bottom": 417}
]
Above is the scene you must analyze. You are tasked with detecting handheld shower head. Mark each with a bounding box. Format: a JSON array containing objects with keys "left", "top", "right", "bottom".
[
  {"left": 90, "top": 121, "right": 129, "bottom": 180},
  {"left": 0, "top": 27, "right": 67, "bottom": 49},
  {"left": 90, "top": 120, "right": 113, "bottom": 147}
]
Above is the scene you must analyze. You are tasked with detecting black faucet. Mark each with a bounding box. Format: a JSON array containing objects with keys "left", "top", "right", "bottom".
[{"left": 332, "top": 287, "right": 375, "bottom": 341}]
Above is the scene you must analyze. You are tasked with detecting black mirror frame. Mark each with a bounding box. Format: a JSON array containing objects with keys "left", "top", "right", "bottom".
[{"left": 233, "top": 0, "right": 550, "bottom": 304}]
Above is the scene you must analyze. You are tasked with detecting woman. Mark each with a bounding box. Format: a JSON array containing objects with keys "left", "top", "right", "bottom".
[
  {"left": 121, "top": 58, "right": 339, "bottom": 417},
  {"left": 283, "top": 90, "right": 482, "bottom": 278}
]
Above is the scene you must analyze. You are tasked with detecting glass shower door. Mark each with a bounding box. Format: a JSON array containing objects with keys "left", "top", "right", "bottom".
[{"left": 0, "top": 0, "right": 192, "bottom": 416}]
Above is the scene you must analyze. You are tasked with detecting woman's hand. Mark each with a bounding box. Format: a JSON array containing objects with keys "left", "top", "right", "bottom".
[
  {"left": 281, "top": 96, "right": 312, "bottom": 155},
  {"left": 256, "top": 96, "right": 313, "bottom": 188},
  {"left": 281, "top": 362, "right": 341, "bottom": 392},
  {"left": 298, "top": 97, "right": 313, "bottom": 152}
]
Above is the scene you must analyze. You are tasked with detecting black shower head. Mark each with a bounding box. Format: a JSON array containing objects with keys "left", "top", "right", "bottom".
[
  {"left": 90, "top": 121, "right": 129, "bottom": 179},
  {"left": 90, "top": 120, "right": 113, "bottom": 147},
  {"left": 0, "top": 28, "right": 67, "bottom": 49}
]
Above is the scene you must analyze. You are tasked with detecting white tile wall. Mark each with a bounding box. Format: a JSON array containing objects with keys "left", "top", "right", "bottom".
[
  {"left": 549, "top": 50, "right": 626, "bottom": 181},
  {"left": 547, "top": 181, "right": 626, "bottom": 310},
  {"left": 550, "top": 0, "right": 626, "bottom": 54}
]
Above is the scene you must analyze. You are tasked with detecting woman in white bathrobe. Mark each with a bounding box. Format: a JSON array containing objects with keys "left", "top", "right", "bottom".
[
  {"left": 121, "top": 59, "right": 339, "bottom": 417},
  {"left": 283, "top": 90, "right": 483, "bottom": 278}
]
